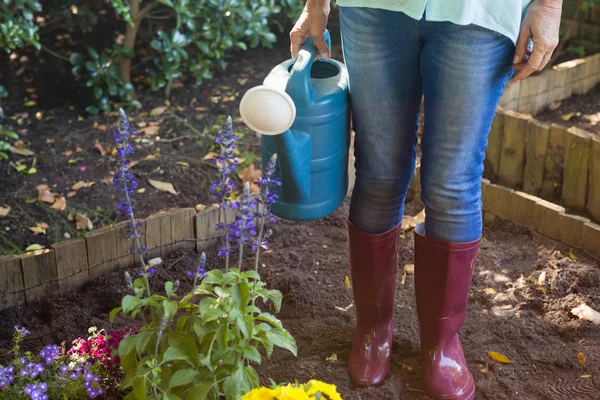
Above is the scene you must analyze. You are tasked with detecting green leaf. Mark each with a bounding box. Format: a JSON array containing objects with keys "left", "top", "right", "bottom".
[
  {"left": 241, "top": 366, "right": 259, "bottom": 392},
  {"left": 169, "top": 332, "right": 199, "bottom": 367},
  {"left": 69, "top": 52, "right": 83, "bottom": 66},
  {"left": 266, "top": 328, "right": 297, "bottom": 357},
  {"left": 132, "top": 375, "right": 147, "bottom": 400},
  {"left": 256, "top": 312, "right": 281, "bottom": 328},
  {"left": 215, "top": 322, "right": 230, "bottom": 349},
  {"left": 169, "top": 368, "right": 198, "bottom": 388},
  {"left": 165, "top": 281, "right": 175, "bottom": 296},
  {"left": 185, "top": 382, "right": 213, "bottom": 400},
  {"left": 119, "top": 334, "right": 137, "bottom": 358},
  {"left": 0, "top": 85, "right": 7, "bottom": 98},
  {"left": 242, "top": 345, "right": 261, "bottom": 364},
  {"left": 109, "top": 307, "right": 122, "bottom": 323},
  {"left": 122, "top": 295, "right": 138, "bottom": 313},
  {"left": 202, "top": 308, "right": 222, "bottom": 323},
  {"left": 222, "top": 371, "right": 241, "bottom": 400},
  {"left": 233, "top": 281, "right": 250, "bottom": 311},
  {"left": 86, "top": 105, "right": 99, "bottom": 115},
  {"left": 136, "top": 331, "right": 153, "bottom": 355},
  {"left": 236, "top": 315, "right": 249, "bottom": 339},
  {"left": 163, "top": 346, "right": 190, "bottom": 362},
  {"left": 267, "top": 290, "right": 282, "bottom": 313}
]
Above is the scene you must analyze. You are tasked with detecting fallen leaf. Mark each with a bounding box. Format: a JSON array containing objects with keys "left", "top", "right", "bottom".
[
  {"left": 150, "top": 106, "right": 167, "bottom": 117},
  {"left": 569, "top": 250, "right": 577, "bottom": 261},
  {"left": 484, "top": 288, "right": 497, "bottom": 295},
  {"left": 577, "top": 352, "right": 586, "bottom": 367},
  {"left": 36, "top": 184, "right": 56, "bottom": 203},
  {"left": 101, "top": 176, "right": 113, "bottom": 185},
  {"left": 581, "top": 375, "right": 591, "bottom": 379},
  {"left": 126, "top": 160, "right": 139, "bottom": 170},
  {"left": 8, "top": 146, "right": 34, "bottom": 156},
  {"left": 94, "top": 141, "right": 111, "bottom": 156},
  {"left": 68, "top": 158, "right": 82, "bottom": 164},
  {"left": 77, "top": 116, "right": 84, "bottom": 121},
  {"left": 72, "top": 181, "right": 92, "bottom": 191},
  {"left": 195, "top": 204, "right": 207, "bottom": 212},
  {"left": 50, "top": 196, "right": 67, "bottom": 211},
  {"left": 562, "top": 112, "right": 581, "bottom": 122},
  {"left": 335, "top": 303, "right": 354, "bottom": 312},
  {"left": 75, "top": 214, "right": 93, "bottom": 230},
  {"left": 488, "top": 351, "right": 511, "bottom": 364},
  {"left": 24, "top": 100, "right": 37, "bottom": 107},
  {"left": 548, "top": 101, "right": 561, "bottom": 111},
  {"left": 344, "top": 275, "right": 351, "bottom": 288},
  {"left": 478, "top": 363, "right": 489, "bottom": 373},
  {"left": 400, "top": 364, "right": 414, "bottom": 371},
  {"left": 144, "top": 154, "right": 160, "bottom": 161},
  {"left": 92, "top": 121, "right": 107, "bottom": 131},
  {"left": 202, "top": 151, "right": 218, "bottom": 160},
  {"left": 25, "top": 244, "right": 44, "bottom": 252},
  {"left": 194, "top": 107, "right": 208, "bottom": 112},
  {"left": 325, "top": 354, "right": 337, "bottom": 362},
  {"left": 401, "top": 209, "right": 425, "bottom": 231},
  {"left": 176, "top": 161, "right": 189, "bottom": 167},
  {"left": 29, "top": 222, "right": 49, "bottom": 235},
  {"left": 404, "top": 264, "right": 415, "bottom": 275},
  {"left": 237, "top": 78, "right": 248, "bottom": 86},
  {"left": 0, "top": 205, "right": 11, "bottom": 217},
  {"left": 571, "top": 303, "right": 600, "bottom": 325},
  {"left": 46, "top": 138, "right": 55, "bottom": 143},
  {"left": 138, "top": 122, "right": 160, "bottom": 135},
  {"left": 62, "top": 150, "right": 73, "bottom": 157},
  {"left": 27, "top": 167, "right": 37, "bottom": 175},
  {"left": 75, "top": 146, "right": 83, "bottom": 152},
  {"left": 537, "top": 270, "right": 547, "bottom": 295},
  {"left": 67, "top": 191, "right": 77, "bottom": 198},
  {"left": 137, "top": 188, "right": 146, "bottom": 193},
  {"left": 148, "top": 179, "right": 178, "bottom": 195}
]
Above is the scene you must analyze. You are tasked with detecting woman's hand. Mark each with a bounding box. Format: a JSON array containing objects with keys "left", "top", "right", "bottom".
[
  {"left": 510, "top": 0, "right": 562, "bottom": 83},
  {"left": 290, "top": 0, "right": 331, "bottom": 60}
]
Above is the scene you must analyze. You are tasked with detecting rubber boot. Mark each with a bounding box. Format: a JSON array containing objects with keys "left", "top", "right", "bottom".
[
  {"left": 347, "top": 221, "right": 401, "bottom": 386},
  {"left": 413, "top": 223, "right": 480, "bottom": 400}
]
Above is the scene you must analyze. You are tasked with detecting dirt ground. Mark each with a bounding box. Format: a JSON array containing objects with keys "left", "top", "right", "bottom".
[
  {"left": 1, "top": 198, "right": 599, "bottom": 399},
  {"left": 535, "top": 83, "right": 600, "bottom": 135}
]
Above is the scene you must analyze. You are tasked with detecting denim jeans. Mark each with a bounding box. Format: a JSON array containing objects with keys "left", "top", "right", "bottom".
[{"left": 339, "top": 7, "right": 515, "bottom": 243}]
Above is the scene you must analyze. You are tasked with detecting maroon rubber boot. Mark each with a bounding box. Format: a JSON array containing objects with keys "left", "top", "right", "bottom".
[
  {"left": 413, "top": 223, "right": 480, "bottom": 400},
  {"left": 347, "top": 221, "right": 401, "bottom": 386}
]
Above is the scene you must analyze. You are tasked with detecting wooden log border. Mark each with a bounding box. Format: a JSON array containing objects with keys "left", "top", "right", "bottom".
[{"left": 499, "top": 53, "right": 600, "bottom": 115}]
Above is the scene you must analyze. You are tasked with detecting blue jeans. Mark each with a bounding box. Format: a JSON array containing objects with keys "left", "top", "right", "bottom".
[{"left": 340, "top": 7, "right": 515, "bottom": 243}]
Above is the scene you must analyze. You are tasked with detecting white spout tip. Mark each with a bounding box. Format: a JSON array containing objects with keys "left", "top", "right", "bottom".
[{"left": 239, "top": 85, "right": 296, "bottom": 136}]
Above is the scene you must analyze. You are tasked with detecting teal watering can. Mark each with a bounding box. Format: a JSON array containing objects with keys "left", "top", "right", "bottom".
[{"left": 239, "top": 30, "right": 350, "bottom": 221}]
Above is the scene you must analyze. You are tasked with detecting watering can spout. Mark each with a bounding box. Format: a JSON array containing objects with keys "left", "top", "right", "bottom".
[{"left": 239, "top": 85, "right": 312, "bottom": 203}]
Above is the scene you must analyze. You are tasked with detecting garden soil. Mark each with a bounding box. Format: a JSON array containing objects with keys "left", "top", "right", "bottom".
[{"left": 1, "top": 198, "right": 599, "bottom": 400}]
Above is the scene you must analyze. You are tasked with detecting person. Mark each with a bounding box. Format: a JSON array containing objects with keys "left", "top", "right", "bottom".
[{"left": 289, "top": 1, "right": 563, "bottom": 399}]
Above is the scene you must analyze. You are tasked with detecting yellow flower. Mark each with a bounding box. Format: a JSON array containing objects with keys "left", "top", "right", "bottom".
[
  {"left": 304, "top": 380, "right": 342, "bottom": 400},
  {"left": 242, "top": 387, "right": 276, "bottom": 400},
  {"left": 272, "top": 384, "right": 313, "bottom": 400}
]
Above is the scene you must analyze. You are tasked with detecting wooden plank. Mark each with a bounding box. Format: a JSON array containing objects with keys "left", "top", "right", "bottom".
[
  {"left": 523, "top": 119, "right": 550, "bottom": 195},
  {"left": 484, "top": 111, "right": 504, "bottom": 182},
  {"left": 509, "top": 191, "right": 540, "bottom": 227},
  {"left": 534, "top": 200, "right": 566, "bottom": 240},
  {"left": 586, "top": 136, "right": 600, "bottom": 222},
  {"left": 52, "top": 239, "right": 88, "bottom": 296},
  {"left": 541, "top": 124, "right": 567, "bottom": 200},
  {"left": 0, "top": 255, "right": 25, "bottom": 310},
  {"left": 482, "top": 183, "right": 514, "bottom": 220},
  {"left": 562, "top": 127, "right": 591, "bottom": 210},
  {"left": 498, "top": 80, "right": 521, "bottom": 111},
  {"left": 196, "top": 205, "right": 223, "bottom": 253},
  {"left": 20, "top": 249, "right": 58, "bottom": 305},
  {"left": 498, "top": 111, "right": 530, "bottom": 188},
  {"left": 556, "top": 213, "right": 590, "bottom": 249},
  {"left": 583, "top": 222, "right": 600, "bottom": 257},
  {"left": 85, "top": 225, "right": 118, "bottom": 280},
  {"left": 113, "top": 219, "right": 146, "bottom": 268},
  {"left": 146, "top": 211, "right": 172, "bottom": 258},
  {"left": 170, "top": 208, "right": 196, "bottom": 251}
]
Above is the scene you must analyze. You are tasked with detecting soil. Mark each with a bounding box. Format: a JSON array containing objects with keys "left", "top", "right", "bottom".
[
  {"left": 1, "top": 198, "right": 599, "bottom": 399},
  {"left": 535, "top": 83, "right": 600, "bottom": 135}
]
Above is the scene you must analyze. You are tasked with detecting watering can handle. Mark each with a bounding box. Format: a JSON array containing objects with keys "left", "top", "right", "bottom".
[{"left": 286, "top": 29, "right": 331, "bottom": 105}]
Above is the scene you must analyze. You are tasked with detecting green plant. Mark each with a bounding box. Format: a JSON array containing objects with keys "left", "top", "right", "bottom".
[
  {"left": 0, "top": 0, "right": 42, "bottom": 52},
  {"left": 0, "top": 127, "right": 18, "bottom": 160}
]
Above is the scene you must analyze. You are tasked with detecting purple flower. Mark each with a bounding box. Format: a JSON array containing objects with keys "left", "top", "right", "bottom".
[
  {"left": 59, "top": 365, "right": 69, "bottom": 374},
  {"left": 39, "top": 344, "right": 60, "bottom": 364},
  {"left": 0, "top": 365, "right": 15, "bottom": 388},
  {"left": 187, "top": 252, "right": 207, "bottom": 279},
  {"left": 14, "top": 325, "right": 30, "bottom": 336},
  {"left": 210, "top": 116, "right": 239, "bottom": 222},
  {"left": 20, "top": 362, "right": 44, "bottom": 378},
  {"left": 254, "top": 153, "right": 281, "bottom": 252},
  {"left": 228, "top": 182, "right": 258, "bottom": 249},
  {"left": 24, "top": 382, "right": 48, "bottom": 400}
]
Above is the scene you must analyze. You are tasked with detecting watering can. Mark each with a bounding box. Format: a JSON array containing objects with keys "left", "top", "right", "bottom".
[{"left": 239, "top": 29, "right": 350, "bottom": 221}]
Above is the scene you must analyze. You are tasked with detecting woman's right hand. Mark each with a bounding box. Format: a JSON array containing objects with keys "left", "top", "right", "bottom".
[{"left": 290, "top": 0, "right": 331, "bottom": 60}]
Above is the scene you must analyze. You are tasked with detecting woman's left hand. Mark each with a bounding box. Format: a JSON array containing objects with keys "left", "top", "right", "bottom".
[{"left": 510, "top": 0, "right": 563, "bottom": 83}]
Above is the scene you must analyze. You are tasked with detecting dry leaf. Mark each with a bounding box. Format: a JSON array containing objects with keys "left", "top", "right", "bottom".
[
  {"left": 62, "top": 150, "right": 73, "bottom": 157},
  {"left": 571, "top": 303, "right": 600, "bottom": 325},
  {"left": 484, "top": 288, "right": 497, "bottom": 295},
  {"left": 325, "top": 354, "right": 338, "bottom": 361},
  {"left": 537, "top": 270, "right": 547, "bottom": 295},
  {"left": 94, "top": 141, "right": 111, "bottom": 156},
  {"left": 202, "top": 151, "right": 218, "bottom": 160},
  {"left": 126, "top": 160, "right": 139, "bottom": 170},
  {"left": 144, "top": 154, "right": 160, "bottom": 161},
  {"left": 72, "top": 181, "right": 91, "bottom": 191},
  {"left": 68, "top": 158, "right": 81, "bottom": 164},
  {"left": 29, "top": 222, "right": 49, "bottom": 235},
  {"left": 562, "top": 112, "right": 581, "bottom": 122},
  {"left": 25, "top": 244, "right": 45, "bottom": 252},
  {"left": 101, "top": 176, "right": 113, "bottom": 185},
  {"left": 581, "top": 375, "right": 591, "bottom": 379},
  {"left": 335, "top": 303, "right": 354, "bottom": 312},
  {"left": 0, "top": 205, "right": 11, "bottom": 217},
  {"left": 195, "top": 107, "right": 208, "bottom": 112},
  {"left": 75, "top": 214, "right": 93, "bottom": 230},
  {"left": 401, "top": 364, "right": 414, "bottom": 371},
  {"left": 548, "top": 101, "right": 562, "bottom": 111},
  {"left": 67, "top": 191, "right": 77, "bottom": 198},
  {"left": 577, "top": 352, "right": 586, "bottom": 367},
  {"left": 148, "top": 179, "right": 178, "bottom": 195},
  {"left": 50, "top": 196, "right": 67, "bottom": 211},
  {"left": 150, "top": 106, "right": 167, "bottom": 116},
  {"left": 488, "top": 351, "right": 511, "bottom": 364},
  {"left": 401, "top": 209, "right": 425, "bottom": 231},
  {"left": 195, "top": 204, "right": 207, "bottom": 212},
  {"left": 177, "top": 161, "right": 189, "bottom": 167},
  {"left": 75, "top": 146, "right": 83, "bottom": 152},
  {"left": 237, "top": 78, "right": 248, "bottom": 86},
  {"left": 138, "top": 122, "right": 160, "bottom": 135},
  {"left": 36, "top": 184, "right": 56, "bottom": 203},
  {"left": 344, "top": 275, "right": 351, "bottom": 288},
  {"left": 8, "top": 146, "right": 34, "bottom": 156},
  {"left": 137, "top": 188, "right": 146, "bottom": 193},
  {"left": 404, "top": 264, "right": 415, "bottom": 275}
]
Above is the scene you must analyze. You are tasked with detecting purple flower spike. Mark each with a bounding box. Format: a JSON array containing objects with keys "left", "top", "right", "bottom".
[
  {"left": 188, "top": 252, "right": 207, "bottom": 279},
  {"left": 14, "top": 325, "right": 31, "bottom": 336}
]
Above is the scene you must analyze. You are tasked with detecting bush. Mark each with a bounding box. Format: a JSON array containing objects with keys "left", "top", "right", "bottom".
[{"left": 0, "top": 0, "right": 305, "bottom": 113}]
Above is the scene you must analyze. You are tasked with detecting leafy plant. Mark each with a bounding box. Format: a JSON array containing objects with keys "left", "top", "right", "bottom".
[
  {"left": 109, "top": 112, "right": 293, "bottom": 399},
  {"left": 0, "top": 126, "right": 18, "bottom": 160},
  {"left": 0, "top": 0, "right": 42, "bottom": 52}
]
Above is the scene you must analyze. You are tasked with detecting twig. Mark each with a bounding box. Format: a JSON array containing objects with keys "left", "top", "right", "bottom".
[
  {"left": 41, "top": 46, "right": 70, "bottom": 62},
  {"left": 164, "top": 113, "right": 203, "bottom": 136},
  {"left": 157, "top": 134, "right": 194, "bottom": 143}
]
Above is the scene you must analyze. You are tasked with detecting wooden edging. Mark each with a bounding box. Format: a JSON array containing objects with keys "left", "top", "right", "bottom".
[
  {"left": 484, "top": 108, "right": 600, "bottom": 224},
  {"left": 499, "top": 53, "right": 600, "bottom": 114},
  {"left": 0, "top": 203, "right": 235, "bottom": 312}
]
